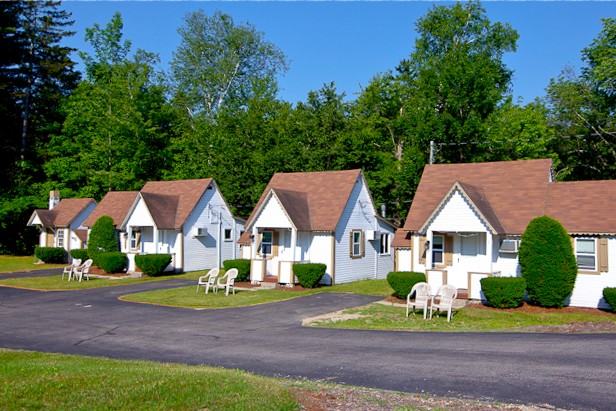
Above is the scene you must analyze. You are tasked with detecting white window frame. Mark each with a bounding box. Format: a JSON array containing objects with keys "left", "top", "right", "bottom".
[
  {"left": 432, "top": 234, "right": 444, "bottom": 265},
  {"left": 351, "top": 230, "right": 363, "bottom": 258},
  {"left": 261, "top": 231, "right": 273, "bottom": 256},
  {"left": 224, "top": 228, "right": 232, "bottom": 242},
  {"left": 57, "top": 229, "right": 64, "bottom": 248},
  {"left": 575, "top": 238, "right": 597, "bottom": 271},
  {"left": 380, "top": 233, "right": 390, "bottom": 255}
]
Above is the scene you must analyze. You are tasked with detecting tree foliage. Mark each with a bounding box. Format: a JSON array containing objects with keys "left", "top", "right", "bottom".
[{"left": 519, "top": 216, "right": 578, "bottom": 308}]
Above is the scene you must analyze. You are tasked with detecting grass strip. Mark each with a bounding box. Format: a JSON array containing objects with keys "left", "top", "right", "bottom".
[{"left": 0, "top": 349, "right": 298, "bottom": 411}]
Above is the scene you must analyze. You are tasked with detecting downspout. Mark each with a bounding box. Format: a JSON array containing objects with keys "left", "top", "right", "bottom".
[
  {"left": 374, "top": 217, "right": 379, "bottom": 279},
  {"left": 217, "top": 210, "right": 222, "bottom": 268}
]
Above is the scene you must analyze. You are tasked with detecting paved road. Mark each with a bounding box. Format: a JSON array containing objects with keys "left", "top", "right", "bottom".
[{"left": 1, "top": 274, "right": 615, "bottom": 411}]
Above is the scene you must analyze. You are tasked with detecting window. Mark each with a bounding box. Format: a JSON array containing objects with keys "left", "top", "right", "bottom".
[
  {"left": 380, "top": 233, "right": 390, "bottom": 255},
  {"left": 130, "top": 231, "right": 141, "bottom": 251},
  {"left": 351, "top": 230, "right": 363, "bottom": 258},
  {"left": 432, "top": 235, "right": 444, "bottom": 265},
  {"left": 576, "top": 238, "right": 596, "bottom": 270},
  {"left": 260, "top": 231, "right": 273, "bottom": 256},
  {"left": 57, "top": 230, "right": 64, "bottom": 248},
  {"left": 224, "top": 228, "right": 232, "bottom": 241}
]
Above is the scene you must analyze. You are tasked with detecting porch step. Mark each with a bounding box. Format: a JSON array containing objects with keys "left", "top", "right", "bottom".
[
  {"left": 457, "top": 288, "right": 469, "bottom": 299},
  {"left": 259, "top": 281, "right": 278, "bottom": 290},
  {"left": 263, "top": 275, "right": 278, "bottom": 283}
]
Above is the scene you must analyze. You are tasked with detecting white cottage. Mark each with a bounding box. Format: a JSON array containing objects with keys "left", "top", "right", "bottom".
[
  {"left": 240, "top": 169, "right": 396, "bottom": 285},
  {"left": 28, "top": 191, "right": 96, "bottom": 259},
  {"left": 121, "top": 179, "right": 241, "bottom": 273},
  {"left": 392, "top": 159, "right": 616, "bottom": 309}
]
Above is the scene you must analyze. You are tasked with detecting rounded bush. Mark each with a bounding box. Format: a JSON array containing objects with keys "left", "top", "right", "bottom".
[
  {"left": 519, "top": 216, "right": 578, "bottom": 308},
  {"left": 480, "top": 277, "right": 527, "bottom": 308},
  {"left": 87, "top": 216, "right": 118, "bottom": 265},
  {"left": 135, "top": 254, "right": 172, "bottom": 277},
  {"left": 34, "top": 246, "right": 66, "bottom": 264},
  {"left": 603, "top": 288, "right": 616, "bottom": 313},
  {"left": 293, "top": 263, "right": 326, "bottom": 288},
  {"left": 97, "top": 252, "right": 127, "bottom": 274},
  {"left": 387, "top": 271, "right": 426, "bottom": 299},
  {"left": 222, "top": 259, "right": 250, "bottom": 282},
  {"left": 70, "top": 249, "right": 89, "bottom": 261}
]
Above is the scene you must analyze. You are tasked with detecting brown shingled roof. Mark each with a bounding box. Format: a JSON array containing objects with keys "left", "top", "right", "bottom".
[
  {"left": 245, "top": 169, "right": 363, "bottom": 232},
  {"left": 139, "top": 179, "right": 213, "bottom": 230},
  {"left": 31, "top": 198, "right": 96, "bottom": 228},
  {"left": 404, "top": 159, "right": 552, "bottom": 235},
  {"left": 545, "top": 181, "right": 616, "bottom": 235},
  {"left": 83, "top": 191, "right": 139, "bottom": 228},
  {"left": 391, "top": 228, "right": 412, "bottom": 248}
]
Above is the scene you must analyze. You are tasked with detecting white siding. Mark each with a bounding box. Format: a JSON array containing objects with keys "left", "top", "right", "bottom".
[
  {"left": 334, "top": 178, "right": 379, "bottom": 284},
  {"left": 307, "top": 233, "right": 334, "bottom": 284},
  {"left": 429, "top": 190, "right": 490, "bottom": 233},
  {"left": 256, "top": 195, "right": 293, "bottom": 229},
  {"left": 569, "top": 237, "right": 616, "bottom": 309},
  {"left": 396, "top": 249, "right": 412, "bottom": 272}
]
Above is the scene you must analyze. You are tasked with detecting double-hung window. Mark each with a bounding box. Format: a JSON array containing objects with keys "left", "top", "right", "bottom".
[
  {"left": 57, "top": 230, "right": 64, "bottom": 248},
  {"left": 260, "top": 231, "right": 273, "bottom": 256},
  {"left": 575, "top": 238, "right": 597, "bottom": 271},
  {"left": 130, "top": 231, "right": 141, "bottom": 251},
  {"left": 351, "top": 230, "right": 363, "bottom": 258},
  {"left": 432, "top": 235, "right": 444, "bottom": 265}
]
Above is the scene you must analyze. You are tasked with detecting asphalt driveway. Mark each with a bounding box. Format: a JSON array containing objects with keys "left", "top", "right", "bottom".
[{"left": 1, "top": 275, "right": 615, "bottom": 411}]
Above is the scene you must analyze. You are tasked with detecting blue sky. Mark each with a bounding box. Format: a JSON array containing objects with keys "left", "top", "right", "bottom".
[{"left": 61, "top": 1, "right": 616, "bottom": 105}]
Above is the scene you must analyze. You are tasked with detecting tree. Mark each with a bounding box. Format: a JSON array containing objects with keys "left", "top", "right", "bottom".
[
  {"left": 87, "top": 215, "right": 118, "bottom": 265},
  {"left": 546, "top": 18, "right": 616, "bottom": 180},
  {"left": 397, "top": 0, "right": 518, "bottom": 164},
  {"left": 44, "top": 12, "right": 174, "bottom": 199},
  {"left": 519, "top": 215, "right": 578, "bottom": 308},
  {"left": 170, "top": 10, "right": 288, "bottom": 121}
]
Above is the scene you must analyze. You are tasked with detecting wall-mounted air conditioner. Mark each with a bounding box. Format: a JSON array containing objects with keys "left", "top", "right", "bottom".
[
  {"left": 365, "top": 230, "right": 381, "bottom": 241},
  {"left": 194, "top": 227, "right": 208, "bottom": 237},
  {"left": 499, "top": 239, "right": 519, "bottom": 253}
]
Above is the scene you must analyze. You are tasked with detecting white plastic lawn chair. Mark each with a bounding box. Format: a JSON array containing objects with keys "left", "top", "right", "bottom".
[
  {"left": 214, "top": 268, "right": 238, "bottom": 296},
  {"left": 429, "top": 284, "right": 458, "bottom": 322},
  {"left": 73, "top": 259, "right": 93, "bottom": 282},
  {"left": 196, "top": 268, "right": 220, "bottom": 294},
  {"left": 406, "top": 282, "right": 432, "bottom": 319},
  {"left": 62, "top": 259, "right": 82, "bottom": 281}
]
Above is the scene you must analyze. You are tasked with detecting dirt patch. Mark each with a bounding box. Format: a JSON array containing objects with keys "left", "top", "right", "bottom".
[
  {"left": 466, "top": 300, "right": 614, "bottom": 316},
  {"left": 290, "top": 383, "right": 560, "bottom": 411},
  {"left": 302, "top": 310, "right": 368, "bottom": 326}
]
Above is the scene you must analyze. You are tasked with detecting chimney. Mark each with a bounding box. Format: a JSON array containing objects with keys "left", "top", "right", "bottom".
[
  {"left": 49, "top": 190, "right": 60, "bottom": 210},
  {"left": 380, "top": 203, "right": 386, "bottom": 218}
]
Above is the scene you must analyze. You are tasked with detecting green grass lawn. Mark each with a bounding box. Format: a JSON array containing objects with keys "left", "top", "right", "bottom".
[
  {"left": 0, "top": 349, "right": 298, "bottom": 411},
  {"left": 306, "top": 301, "right": 616, "bottom": 332},
  {"left": 0, "top": 256, "right": 64, "bottom": 273}
]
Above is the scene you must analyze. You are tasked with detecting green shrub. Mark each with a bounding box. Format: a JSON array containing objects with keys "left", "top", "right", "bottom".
[
  {"left": 223, "top": 259, "right": 250, "bottom": 282},
  {"left": 387, "top": 271, "right": 426, "bottom": 299},
  {"left": 480, "top": 277, "right": 527, "bottom": 308},
  {"left": 135, "top": 254, "right": 172, "bottom": 277},
  {"left": 34, "top": 246, "right": 66, "bottom": 263},
  {"left": 97, "top": 252, "right": 127, "bottom": 274},
  {"left": 293, "top": 263, "right": 326, "bottom": 288},
  {"left": 519, "top": 215, "right": 578, "bottom": 308},
  {"left": 87, "top": 216, "right": 118, "bottom": 265},
  {"left": 603, "top": 288, "right": 616, "bottom": 313},
  {"left": 70, "top": 249, "right": 89, "bottom": 261}
]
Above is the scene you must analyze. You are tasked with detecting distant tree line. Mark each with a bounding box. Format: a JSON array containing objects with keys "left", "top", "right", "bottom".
[{"left": 1, "top": 0, "right": 614, "bottom": 254}]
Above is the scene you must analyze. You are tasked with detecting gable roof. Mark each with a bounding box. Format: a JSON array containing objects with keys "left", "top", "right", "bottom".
[
  {"left": 83, "top": 191, "right": 139, "bottom": 228},
  {"left": 29, "top": 198, "right": 96, "bottom": 228},
  {"left": 545, "top": 181, "right": 616, "bottom": 235},
  {"left": 139, "top": 179, "right": 213, "bottom": 230},
  {"left": 404, "top": 159, "right": 552, "bottom": 235},
  {"left": 245, "top": 169, "right": 363, "bottom": 232}
]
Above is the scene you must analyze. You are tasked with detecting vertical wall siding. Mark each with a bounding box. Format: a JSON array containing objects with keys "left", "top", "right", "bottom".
[
  {"left": 308, "top": 233, "right": 334, "bottom": 284},
  {"left": 429, "top": 190, "right": 490, "bottom": 233}
]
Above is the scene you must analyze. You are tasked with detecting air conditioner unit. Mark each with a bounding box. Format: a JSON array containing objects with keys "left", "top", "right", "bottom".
[
  {"left": 499, "top": 239, "right": 519, "bottom": 253},
  {"left": 365, "top": 230, "right": 381, "bottom": 241},
  {"left": 194, "top": 227, "right": 208, "bottom": 237}
]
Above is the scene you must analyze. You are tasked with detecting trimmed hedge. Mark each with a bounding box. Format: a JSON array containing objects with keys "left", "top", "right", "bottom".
[
  {"left": 70, "top": 249, "right": 89, "bottom": 261},
  {"left": 519, "top": 215, "right": 578, "bottom": 308},
  {"left": 97, "top": 252, "right": 127, "bottom": 274},
  {"left": 480, "top": 277, "right": 527, "bottom": 308},
  {"left": 387, "top": 271, "right": 426, "bottom": 299},
  {"left": 293, "top": 263, "right": 326, "bottom": 288},
  {"left": 135, "top": 254, "right": 172, "bottom": 277},
  {"left": 34, "top": 246, "right": 65, "bottom": 264},
  {"left": 603, "top": 288, "right": 616, "bottom": 313},
  {"left": 223, "top": 259, "right": 250, "bottom": 282}
]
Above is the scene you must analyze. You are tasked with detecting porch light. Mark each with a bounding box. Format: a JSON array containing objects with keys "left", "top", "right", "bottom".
[{"left": 424, "top": 240, "right": 430, "bottom": 250}]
